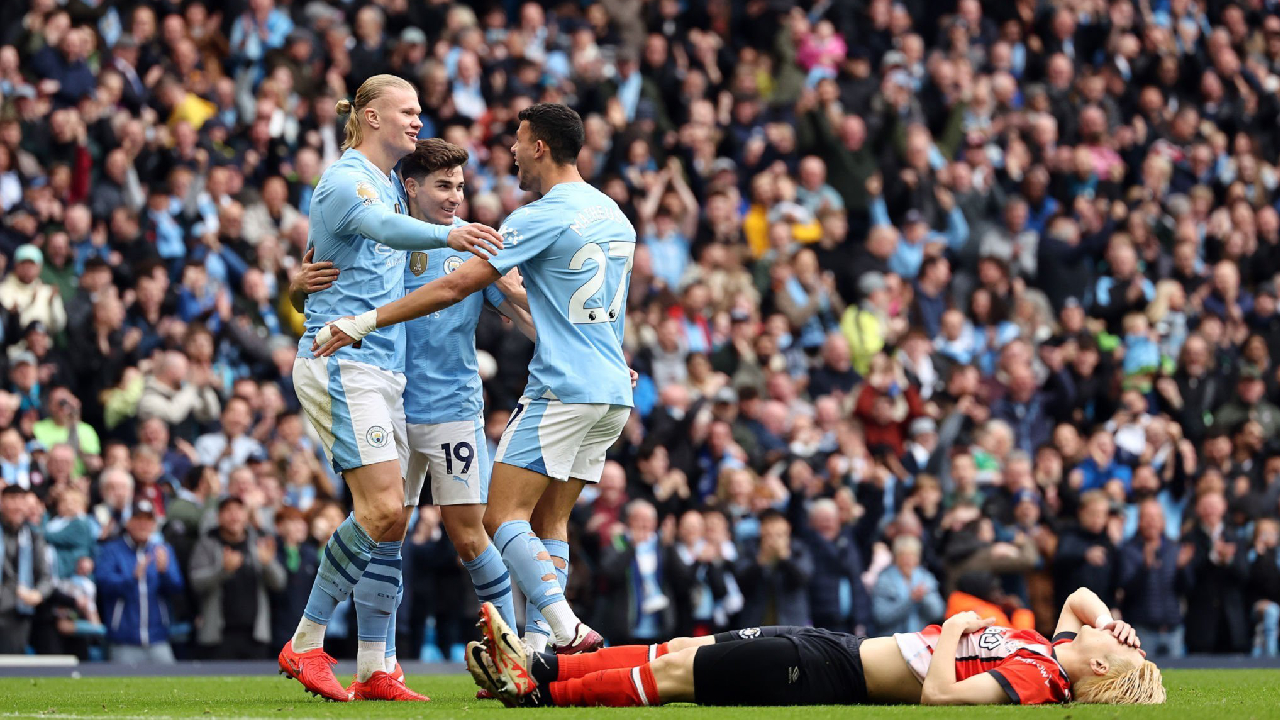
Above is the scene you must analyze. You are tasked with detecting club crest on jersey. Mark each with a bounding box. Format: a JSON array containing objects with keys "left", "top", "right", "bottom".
[
  {"left": 356, "top": 181, "right": 380, "bottom": 206},
  {"left": 409, "top": 251, "right": 427, "bottom": 276},
  {"left": 978, "top": 627, "right": 1002, "bottom": 650},
  {"left": 366, "top": 426, "right": 388, "bottom": 448},
  {"left": 443, "top": 256, "right": 464, "bottom": 274},
  {"left": 499, "top": 224, "right": 522, "bottom": 246},
  {"left": 737, "top": 627, "right": 761, "bottom": 640}
]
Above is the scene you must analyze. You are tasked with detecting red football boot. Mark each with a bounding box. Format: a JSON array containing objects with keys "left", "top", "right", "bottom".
[
  {"left": 278, "top": 640, "right": 351, "bottom": 702},
  {"left": 390, "top": 662, "right": 405, "bottom": 684},
  {"left": 348, "top": 671, "right": 430, "bottom": 701}
]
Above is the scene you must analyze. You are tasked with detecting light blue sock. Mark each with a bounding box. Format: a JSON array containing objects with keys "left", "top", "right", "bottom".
[
  {"left": 354, "top": 540, "right": 402, "bottom": 643},
  {"left": 464, "top": 542, "right": 517, "bottom": 630},
  {"left": 302, "top": 514, "right": 374, "bottom": 624},
  {"left": 525, "top": 538, "right": 569, "bottom": 640},
  {"left": 385, "top": 580, "right": 403, "bottom": 660},
  {"left": 494, "top": 520, "right": 563, "bottom": 611}
]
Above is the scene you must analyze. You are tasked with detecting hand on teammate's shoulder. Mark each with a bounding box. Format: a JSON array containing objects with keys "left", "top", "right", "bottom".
[{"left": 448, "top": 223, "right": 504, "bottom": 259}]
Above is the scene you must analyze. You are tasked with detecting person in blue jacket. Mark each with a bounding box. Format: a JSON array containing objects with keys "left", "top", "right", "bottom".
[{"left": 94, "top": 499, "right": 184, "bottom": 664}]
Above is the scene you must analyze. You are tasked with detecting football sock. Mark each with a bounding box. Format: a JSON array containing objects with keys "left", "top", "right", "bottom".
[
  {"left": 384, "top": 581, "right": 403, "bottom": 672},
  {"left": 353, "top": 540, "right": 401, "bottom": 681},
  {"left": 525, "top": 538, "right": 569, "bottom": 647},
  {"left": 548, "top": 665, "right": 661, "bottom": 707},
  {"left": 464, "top": 543, "right": 517, "bottom": 630},
  {"left": 494, "top": 521, "right": 566, "bottom": 615},
  {"left": 557, "top": 643, "right": 668, "bottom": 680},
  {"left": 295, "top": 514, "right": 375, "bottom": 651}
]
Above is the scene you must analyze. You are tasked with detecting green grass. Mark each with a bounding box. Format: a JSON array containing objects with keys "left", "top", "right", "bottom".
[{"left": 0, "top": 670, "right": 1277, "bottom": 718}]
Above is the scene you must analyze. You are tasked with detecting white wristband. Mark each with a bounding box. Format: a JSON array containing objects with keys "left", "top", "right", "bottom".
[
  {"left": 1094, "top": 613, "right": 1115, "bottom": 628},
  {"left": 316, "top": 309, "right": 378, "bottom": 347}
]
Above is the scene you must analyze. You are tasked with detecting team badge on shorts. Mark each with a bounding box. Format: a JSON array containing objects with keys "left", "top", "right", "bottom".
[
  {"left": 355, "top": 181, "right": 380, "bottom": 206},
  {"left": 409, "top": 251, "right": 427, "bottom": 276},
  {"left": 737, "top": 627, "right": 762, "bottom": 640},
  {"left": 443, "top": 255, "right": 463, "bottom": 274},
  {"left": 366, "top": 426, "right": 389, "bottom": 448}
]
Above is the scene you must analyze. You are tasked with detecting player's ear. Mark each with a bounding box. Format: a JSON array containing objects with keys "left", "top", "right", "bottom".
[
  {"left": 1089, "top": 657, "right": 1109, "bottom": 677},
  {"left": 364, "top": 105, "right": 379, "bottom": 129},
  {"left": 403, "top": 177, "right": 418, "bottom": 198}
]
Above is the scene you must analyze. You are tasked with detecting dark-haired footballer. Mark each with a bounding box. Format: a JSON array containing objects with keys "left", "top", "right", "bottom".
[{"left": 468, "top": 586, "right": 1165, "bottom": 708}]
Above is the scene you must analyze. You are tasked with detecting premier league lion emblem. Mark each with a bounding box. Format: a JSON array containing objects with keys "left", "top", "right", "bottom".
[{"left": 355, "top": 180, "right": 379, "bottom": 206}]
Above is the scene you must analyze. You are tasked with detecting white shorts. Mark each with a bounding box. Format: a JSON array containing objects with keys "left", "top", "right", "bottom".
[
  {"left": 293, "top": 356, "right": 408, "bottom": 474},
  {"left": 493, "top": 396, "right": 630, "bottom": 483},
  {"left": 404, "top": 416, "right": 490, "bottom": 506}
]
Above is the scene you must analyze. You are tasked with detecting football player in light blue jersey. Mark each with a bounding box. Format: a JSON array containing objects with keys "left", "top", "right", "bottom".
[
  {"left": 292, "top": 139, "right": 535, "bottom": 684},
  {"left": 282, "top": 75, "right": 505, "bottom": 703},
  {"left": 315, "top": 103, "right": 635, "bottom": 656}
]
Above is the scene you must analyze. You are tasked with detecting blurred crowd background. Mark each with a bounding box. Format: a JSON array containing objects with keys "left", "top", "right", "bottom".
[{"left": 2, "top": 0, "right": 1280, "bottom": 664}]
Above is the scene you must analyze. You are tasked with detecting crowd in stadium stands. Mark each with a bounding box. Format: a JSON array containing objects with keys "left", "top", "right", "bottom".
[{"left": 3, "top": 0, "right": 1280, "bottom": 664}]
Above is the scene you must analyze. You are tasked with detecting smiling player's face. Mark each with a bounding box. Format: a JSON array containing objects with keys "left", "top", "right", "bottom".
[
  {"left": 376, "top": 86, "right": 423, "bottom": 156},
  {"left": 512, "top": 121, "right": 538, "bottom": 193},
  {"left": 412, "top": 166, "right": 465, "bottom": 225}
]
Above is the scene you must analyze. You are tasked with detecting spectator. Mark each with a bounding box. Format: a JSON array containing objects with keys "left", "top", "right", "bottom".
[
  {"left": 796, "top": 497, "right": 874, "bottom": 634},
  {"left": 595, "top": 500, "right": 679, "bottom": 645},
  {"left": 872, "top": 535, "right": 945, "bottom": 634},
  {"left": 1118, "top": 499, "right": 1190, "bottom": 658},
  {"left": 43, "top": 488, "right": 97, "bottom": 579},
  {"left": 136, "top": 351, "right": 222, "bottom": 435},
  {"left": 267, "top": 506, "right": 318, "bottom": 650},
  {"left": 194, "top": 398, "right": 263, "bottom": 486},
  {"left": 0, "top": 244, "right": 67, "bottom": 337},
  {"left": 736, "top": 510, "right": 813, "bottom": 627},
  {"left": 0, "top": 485, "right": 51, "bottom": 654},
  {"left": 32, "top": 387, "right": 100, "bottom": 477},
  {"left": 95, "top": 500, "right": 183, "bottom": 663},
  {"left": 1183, "top": 490, "right": 1250, "bottom": 654},
  {"left": 188, "top": 496, "right": 284, "bottom": 659},
  {"left": 1053, "top": 491, "right": 1122, "bottom": 611}
]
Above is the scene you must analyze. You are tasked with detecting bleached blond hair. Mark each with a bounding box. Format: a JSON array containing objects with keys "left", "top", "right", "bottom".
[
  {"left": 1072, "top": 654, "right": 1166, "bottom": 705},
  {"left": 334, "top": 74, "right": 415, "bottom": 152}
]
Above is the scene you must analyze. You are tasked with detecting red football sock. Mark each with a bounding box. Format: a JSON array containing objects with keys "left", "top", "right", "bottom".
[
  {"left": 557, "top": 644, "right": 654, "bottom": 680},
  {"left": 549, "top": 665, "right": 661, "bottom": 707}
]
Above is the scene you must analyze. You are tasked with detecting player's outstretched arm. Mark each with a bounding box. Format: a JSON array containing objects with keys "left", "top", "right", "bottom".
[
  {"left": 921, "top": 612, "right": 1009, "bottom": 705},
  {"left": 312, "top": 256, "right": 500, "bottom": 356},
  {"left": 322, "top": 177, "right": 503, "bottom": 257}
]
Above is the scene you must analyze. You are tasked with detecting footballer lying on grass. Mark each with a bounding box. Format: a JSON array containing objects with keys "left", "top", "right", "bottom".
[{"left": 467, "top": 586, "right": 1165, "bottom": 707}]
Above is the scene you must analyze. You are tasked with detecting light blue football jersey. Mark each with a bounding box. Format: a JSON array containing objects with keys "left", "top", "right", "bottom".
[
  {"left": 296, "top": 149, "right": 413, "bottom": 372},
  {"left": 488, "top": 181, "right": 635, "bottom": 406},
  {"left": 402, "top": 216, "right": 509, "bottom": 425}
]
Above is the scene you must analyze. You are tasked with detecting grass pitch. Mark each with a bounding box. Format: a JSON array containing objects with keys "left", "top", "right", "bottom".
[{"left": 0, "top": 670, "right": 1277, "bottom": 718}]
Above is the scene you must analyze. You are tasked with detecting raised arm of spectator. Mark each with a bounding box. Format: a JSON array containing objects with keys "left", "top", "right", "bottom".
[
  {"left": 667, "top": 158, "right": 700, "bottom": 239},
  {"left": 938, "top": 188, "right": 970, "bottom": 250},
  {"left": 636, "top": 168, "right": 671, "bottom": 237}
]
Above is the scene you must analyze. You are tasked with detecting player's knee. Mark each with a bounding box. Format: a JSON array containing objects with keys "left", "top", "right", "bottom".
[
  {"left": 482, "top": 510, "right": 504, "bottom": 539},
  {"left": 358, "top": 498, "right": 405, "bottom": 540},
  {"left": 649, "top": 648, "right": 697, "bottom": 687},
  {"left": 452, "top": 534, "right": 488, "bottom": 562},
  {"left": 667, "top": 636, "right": 712, "bottom": 653}
]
